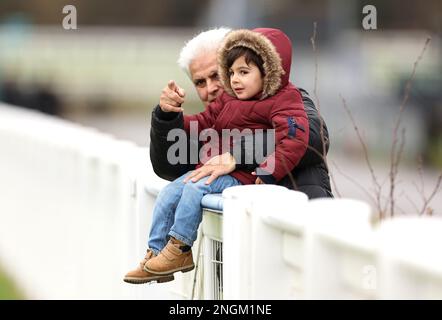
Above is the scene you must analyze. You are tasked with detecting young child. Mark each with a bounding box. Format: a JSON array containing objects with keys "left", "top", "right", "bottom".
[{"left": 124, "top": 28, "right": 309, "bottom": 284}]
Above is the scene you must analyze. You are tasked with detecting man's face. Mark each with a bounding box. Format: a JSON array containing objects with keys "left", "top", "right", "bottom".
[{"left": 189, "top": 50, "right": 223, "bottom": 106}]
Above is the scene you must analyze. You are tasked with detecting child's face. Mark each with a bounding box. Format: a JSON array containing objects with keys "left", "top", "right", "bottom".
[{"left": 229, "top": 56, "right": 263, "bottom": 100}]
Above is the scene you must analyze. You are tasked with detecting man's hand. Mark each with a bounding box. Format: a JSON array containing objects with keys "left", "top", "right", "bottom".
[
  {"left": 183, "top": 152, "right": 236, "bottom": 185},
  {"left": 159, "top": 80, "right": 186, "bottom": 113}
]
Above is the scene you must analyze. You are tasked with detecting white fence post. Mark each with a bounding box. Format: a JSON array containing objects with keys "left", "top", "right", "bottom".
[
  {"left": 222, "top": 185, "right": 295, "bottom": 299},
  {"left": 304, "top": 198, "right": 377, "bottom": 299},
  {"left": 249, "top": 189, "right": 309, "bottom": 299},
  {"left": 377, "top": 217, "right": 442, "bottom": 299}
]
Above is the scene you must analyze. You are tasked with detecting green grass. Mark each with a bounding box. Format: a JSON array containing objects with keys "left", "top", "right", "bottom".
[{"left": 0, "top": 265, "right": 24, "bottom": 300}]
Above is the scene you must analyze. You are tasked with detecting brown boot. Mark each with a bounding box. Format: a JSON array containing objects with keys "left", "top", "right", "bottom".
[
  {"left": 123, "top": 249, "right": 174, "bottom": 284},
  {"left": 144, "top": 238, "right": 194, "bottom": 275}
]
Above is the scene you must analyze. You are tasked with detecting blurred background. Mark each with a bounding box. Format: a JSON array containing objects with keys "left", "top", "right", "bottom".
[
  {"left": 0, "top": 0, "right": 441, "bottom": 298},
  {"left": 0, "top": 0, "right": 440, "bottom": 160}
]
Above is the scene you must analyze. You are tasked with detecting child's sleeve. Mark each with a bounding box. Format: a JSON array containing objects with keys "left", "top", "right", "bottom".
[
  {"left": 255, "top": 91, "right": 310, "bottom": 184},
  {"left": 183, "top": 97, "right": 224, "bottom": 135}
]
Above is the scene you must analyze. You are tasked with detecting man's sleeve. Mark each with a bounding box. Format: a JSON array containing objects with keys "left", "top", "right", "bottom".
[
  {"left": 296, "top": 88, "right": 330, "bottom": 168},
  {"left": 149, "top": 105, "right": 197, "bottom": 181}
]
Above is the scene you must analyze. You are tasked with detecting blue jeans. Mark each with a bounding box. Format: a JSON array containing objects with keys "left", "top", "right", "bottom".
[{"left": 148, "top": 172, "right": 241, "bottom": 254}]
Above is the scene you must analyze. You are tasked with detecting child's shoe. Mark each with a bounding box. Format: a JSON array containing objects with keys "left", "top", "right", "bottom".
[
  {"left": 123, "top": 249, "right": 174, "bottom": 284},
  {"left": 144, "top": 238, "right": 194, "bottom": 275}
]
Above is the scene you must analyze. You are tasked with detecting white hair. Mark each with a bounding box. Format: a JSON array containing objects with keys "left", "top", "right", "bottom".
[{"left": 178, "top": 27, "right": 231, "bottom": 78}]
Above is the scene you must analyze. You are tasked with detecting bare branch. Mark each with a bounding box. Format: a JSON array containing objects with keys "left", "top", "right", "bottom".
[
  {"left": 290, "top": 135, "right": 341, "bottom": 197},
  {"left": 389, "top": 128, "right": 406, "bottom": 217},
  {"left": 419, "top": 173, "right": 442, "bottom": 216},
  {"left": 310, "top": 21, "right": 328, "bottom": 163},
  {"left": 332, "top": 160, "right": 376, "bottom": 205},
  {"left": 339, "top": 94, "right": 383, "bottom": 216},
  {"left": 308, "top": 22, "right": 342, "bottom": 198},
  {"left": 413, "top": 155, "right": 442, "bottom": 216},
  {"left": 412, "top": 181, "right": 424, "bottom": 200},
  {"left": 329, "top": 166, "right": 342, "bottom": 198},
  {"left": 309, "top": 26, "right": 433, "bottom": 220},
  {"left": 279, "top": 155, "right": 299, "bottom": 191},
  {"left": 405, "top": 194, "right": 420, "bottom": 214},
  {"left": 388, "top": 37, "right": 431, "bottom": 217},
  {"left": 310, "top": 22, "right": 319, "bottom": 113}
]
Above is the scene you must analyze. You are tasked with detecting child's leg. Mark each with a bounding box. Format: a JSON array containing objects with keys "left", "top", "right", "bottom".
[
  {"left": 144, "top": 174, "right": 241, "bottom": 275},
  {"left": 147, "top": 172, "right": 191, "bottom": 254},
  {"left": 124, "top": 172, "right": 197, "bottom": 284},
  {"left": 169, "top": 174, "right": 241, "bottom": 247}
]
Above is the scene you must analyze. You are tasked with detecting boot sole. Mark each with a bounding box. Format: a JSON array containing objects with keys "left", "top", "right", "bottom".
[
  {"left": 123, "top": 274, "right": 174, "bottom": 284},
  {"left": 144, "top": 264, "right": 195, "bottom": 275}
]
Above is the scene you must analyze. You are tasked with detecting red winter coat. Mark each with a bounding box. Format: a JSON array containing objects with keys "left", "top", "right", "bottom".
[{"left": 183, "top": 28, "right": 309, "bottom": 185}]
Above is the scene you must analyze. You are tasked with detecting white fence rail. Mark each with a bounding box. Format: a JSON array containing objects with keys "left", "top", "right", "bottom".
[
  {"left": 1, "top": 104, "right": 441, "bottom": 299},
  {"left": 222, "top": 186, "right": 442, "bottom": 299}
]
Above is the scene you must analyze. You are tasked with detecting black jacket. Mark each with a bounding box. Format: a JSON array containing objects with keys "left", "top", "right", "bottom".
[{"left": 149, "top": 88, "right": 333, "bottom": 199}]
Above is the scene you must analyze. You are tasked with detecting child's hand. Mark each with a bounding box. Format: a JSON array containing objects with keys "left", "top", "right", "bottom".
[{"left": 184, "top": 153, "right": 236, "bottom": 185}]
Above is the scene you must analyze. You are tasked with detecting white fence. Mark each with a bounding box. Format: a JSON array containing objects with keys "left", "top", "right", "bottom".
[
  {"left": 1, "top": 103, "right": 442, "bottom": 299},
  {"left": 222, "top": 186, "right": 442, "bottom": 299},
  {"left": 0, "top": 103, "right": 176, "bottom": 299}
]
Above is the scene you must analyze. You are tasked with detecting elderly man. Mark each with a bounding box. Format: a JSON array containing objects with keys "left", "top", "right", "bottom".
[{"left": 124, "top": 28, "right": 332, "bottom": 285}]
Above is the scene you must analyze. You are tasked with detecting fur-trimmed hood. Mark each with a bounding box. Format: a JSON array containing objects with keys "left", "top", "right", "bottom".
[{"left": 218, "top": 28, "right": 292, "bottom": 99}]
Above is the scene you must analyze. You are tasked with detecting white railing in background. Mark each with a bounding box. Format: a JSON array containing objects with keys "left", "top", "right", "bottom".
[
  {"left": 0, "top": 103, "right": 176, "bottom": 299},
  {"left": 1, "top": 103, "right": 442, "bottom": 299},
  {"left": 222, "top": 186, "right": 442, "bottom": 299}
]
